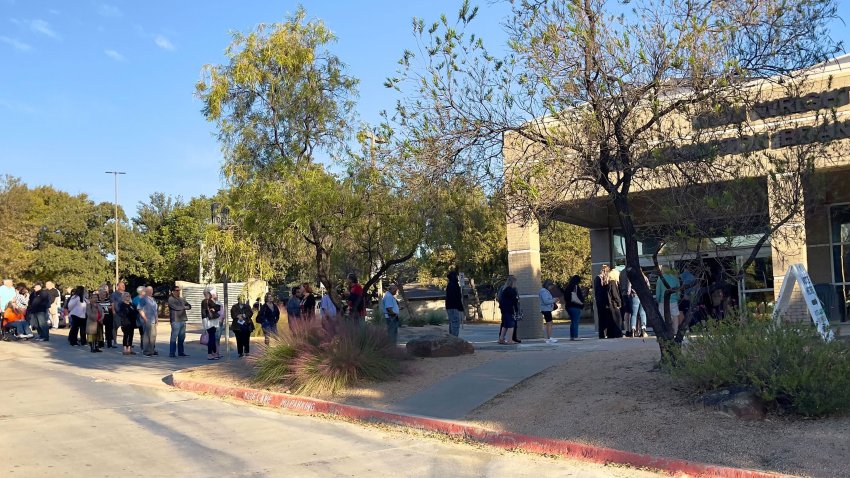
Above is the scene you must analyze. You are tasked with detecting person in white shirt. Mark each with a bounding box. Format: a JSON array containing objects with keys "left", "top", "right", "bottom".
[
  {"left": 381, "top": 284, "right": 401, "bottom": 344},
  {"left": 539, "top": 280, "right": 558, "bottom": 343},
  {"left": 65, "top": 286, "right": 89, "bottom": 346},
  {"left": 0, "top": 279, "right": 15, "bottom": 312}
]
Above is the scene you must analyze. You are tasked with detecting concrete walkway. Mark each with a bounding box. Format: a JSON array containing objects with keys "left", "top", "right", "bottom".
[{"left": 390, "top": 335, "right": 653, "bottom": 419}]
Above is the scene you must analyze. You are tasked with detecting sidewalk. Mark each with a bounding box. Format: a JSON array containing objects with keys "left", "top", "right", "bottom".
[{"left": 389, "top": 337, "right": 651, "bottom": 419}]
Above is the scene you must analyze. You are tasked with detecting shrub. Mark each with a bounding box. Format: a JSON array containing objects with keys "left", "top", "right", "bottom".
[
  {"left": 252, "top": 341, "right": 297, "bottom": 386},
  {"left": 426, "top": 311, "right": 446, "bottom": 326},
  {"left": 406, "top": 316, "right": 428, "bottom": 327},
  {"left": 251, "top": 322, "right": 404, "bottom": 396},
  {"left": 672, "top": 319, "right": 850, "bottom": 417}
]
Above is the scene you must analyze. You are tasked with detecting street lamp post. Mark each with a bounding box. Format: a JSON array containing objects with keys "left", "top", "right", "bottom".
[
  {"left": 105, "top": 171, "right": 126, "bottom": 286},
  {"left": 212, "top": 203, "right": 231, "bottom": 361}
]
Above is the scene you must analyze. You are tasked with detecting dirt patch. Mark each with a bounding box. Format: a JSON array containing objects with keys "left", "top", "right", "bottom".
[
  {"left": 175, "top": 347, "right": 501, "bottom": 410},
  {"left": 466, "top": 344, "right": 850, "bottom": 478}
]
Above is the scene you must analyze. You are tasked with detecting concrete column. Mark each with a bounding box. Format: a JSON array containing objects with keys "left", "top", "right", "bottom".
[
  {"left": 507, "top": 218, "right": 544, "bottom": 339},
  {"left": 769, "top": 176, "right": 809, "bottom": 321},
  {"left": 589, "top": 228, "right": 613, "bottom": 332}
]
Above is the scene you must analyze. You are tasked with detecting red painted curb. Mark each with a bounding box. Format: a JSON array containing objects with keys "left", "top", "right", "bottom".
[{"left": 171, "top": 377, "right": 792, "bottom": 478}]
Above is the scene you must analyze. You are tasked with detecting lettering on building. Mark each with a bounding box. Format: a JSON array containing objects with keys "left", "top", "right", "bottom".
[{"left": 693, "top": 88, "right": 850, "bottom": 130}]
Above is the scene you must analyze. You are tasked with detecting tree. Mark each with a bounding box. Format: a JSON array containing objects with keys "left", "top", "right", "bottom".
[
  {"left": 540, "top": 221, "right": 590, "bottom": 285},
  {"left": 389, "top": 0, "right": 841, "bottom": 359}
]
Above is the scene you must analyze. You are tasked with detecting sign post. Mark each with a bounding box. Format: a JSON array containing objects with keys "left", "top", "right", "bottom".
[{"left": 772, "top": 263, "right": 833, "bottom": 341}]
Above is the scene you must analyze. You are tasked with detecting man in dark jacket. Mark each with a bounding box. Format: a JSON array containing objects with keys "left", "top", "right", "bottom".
[
  {"left": 445, "top": 269, "right": 465, "bottom": 337},
  {"left": 28, "top": 282, "right": 52, "bottom": 341}
]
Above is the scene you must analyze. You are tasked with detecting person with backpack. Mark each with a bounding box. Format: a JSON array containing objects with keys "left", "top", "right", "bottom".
[
  {"left": 496, "top": 276, "right": 521, "bottom": 343},
  {"left": 498, "top": 276, "right": 520, "bottom": 345}
]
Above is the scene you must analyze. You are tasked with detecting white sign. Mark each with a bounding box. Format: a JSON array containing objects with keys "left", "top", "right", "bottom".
[{"left": 772, "top": 263, "right": 833, "bottom": 341}]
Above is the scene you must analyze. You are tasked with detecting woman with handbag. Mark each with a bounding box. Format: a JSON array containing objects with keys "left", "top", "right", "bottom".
[
  {"left": 563, "top": 275, "right": 585, "bottom": 341},
  {"left": 256, "top": 293, "right": 280, "bottom": 345},
  {"left": 498, "top": 276, "right": 520, "bottom": 345},
  {"left": 65, "top": 286, "right": 88, "bottom": 346},
  {"left": 201, "top": 290, "right": 222, "bottom": 360},
  {"left": 86, "top": 294, "right": 103, "bottom": 353}
]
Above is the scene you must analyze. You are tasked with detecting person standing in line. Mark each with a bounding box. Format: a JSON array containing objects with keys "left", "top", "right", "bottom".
[
  {"left": 301, "top": 283, "right": 316, "bottom": 322},
  {"left": 167, "top": 286, "right": 192, "bottom": 358},
  {"left": 593, "top": 265, "right": 623, "bottom": 339},
  {"left": 498, "top": 276, "right": 519, "bottom": 345},
  {"left": 110, "top": 282, "right": 125, "bottom": 345},
  {"left": 201, "top": 289, "right": 222, "bottom": 360},
  {"left": 45, "top": 281, "right": 60, "bottom": 329},
  {"left": 539, "top": 279, "right": 558, "bottom": 344},
  {"left": 319, "top": 289, "right": 338, "bottom": 336},
  {"left": 85, "top": 295, "right": 103, "bottom": 353},
  {"left": 345, "top": 274, "right": 366, "bottom": 325},
  {"left": 496, "top": 276, "right": 521, "bottom": 344},
  {"left": 65, "top": 286, "right": 88, "bottom": 346},
  {"left": 97, "top": 285, "right": 115, "bottom": 349},
  {"left": 231, "top": 298, "right": 254, "bottom": 357},
  {"left": 629, "top": 270, "right": 650, "bottom": 337},
  {"left": 445, "top": 269, "right": 465, "bottom": 337},
  {"left": 256, "top": 293, "right": 279, "bottom": 345},
  {"left": 562, "top": 275, "right": 586, "bottom": 341},
  {"left": 607, "top": 268, "right": 624, "bottom": 337},
  {"left": 381, "top": 284, "right": 401, "bottom": 344},
  {"left": 139, "top": 286, "right": 158, "bottom": 356},
  {"left": 28, "top": 282, "right": 51, "bottom": 341},
  {"left": 286, "top": 286, "right": 303, "bottom": 332},
  {"left": 117, "top": 292, "right": 139, "bottom": 355}
]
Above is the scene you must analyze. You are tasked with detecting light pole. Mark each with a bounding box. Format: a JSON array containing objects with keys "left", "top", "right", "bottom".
[
  {"left": 105, "top": 171, "right": 126, "bottom": 286},
  {"left": 212, "top": 203, "right": 231, "bottom": 361}
]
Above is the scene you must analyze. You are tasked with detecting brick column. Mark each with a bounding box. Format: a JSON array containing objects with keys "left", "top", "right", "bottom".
[
  {"left": 507, "top": 218, "right": 544, "bottom": 339},
  {"left": 589, "top": 228, "right": 613, "bottom": 332},
  {"left": 769, "top": 176, "right": 809, "bottom": 322}
]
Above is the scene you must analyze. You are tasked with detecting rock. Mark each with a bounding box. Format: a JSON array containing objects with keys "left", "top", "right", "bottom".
[
  {"left": 406, "top": 334, "right": 475, "bottom": 358},
  {"left": 697, "top": 386, "right": 766, "bottom": 420}
]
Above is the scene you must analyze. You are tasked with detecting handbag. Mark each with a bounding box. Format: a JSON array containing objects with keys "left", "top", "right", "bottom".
[
  {"left": 200, "top": 330, "right": 209, "bottom": 345},
  {"left": 571, "top": 290, "right": 582, "bottom": 305},
  {"left": 514, "top": 309, "right": 524, "bottom": 321}
]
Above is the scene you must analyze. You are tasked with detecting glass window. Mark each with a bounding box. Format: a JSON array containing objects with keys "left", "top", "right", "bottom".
[
  {"left": 833, "top": 245, "right": 850, "bottom": 284},
  {"left": 743, "top": 257, "right": 773, "bottom": 291},
  {"left": 830, "top": 205, "right": 850, "bottom": 244}
]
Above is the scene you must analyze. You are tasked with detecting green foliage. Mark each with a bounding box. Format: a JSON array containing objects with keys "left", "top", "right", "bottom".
[
  {"left": 252, "top": 341, "right": 297, "bottom": 386},
  {"left": 426, "top": 310, "right": 446, "bottom": 325},
  {"left": 540, "top": 221, "right": 590, "bottom": 285},
  {"left": 0, "top": 176, "right": 156, "bottom": 288},
  {"left": 134, "top": 193, "right": 212, "bottom": 284},
  {"left": 406, "top": 316, "right": 428, "bottom": 327},
  {"left": 672, "top": 319, "right": 850, "bottom": 417},
  {"left": 252, "top": 324, "right": 403, "bottom": 396}
]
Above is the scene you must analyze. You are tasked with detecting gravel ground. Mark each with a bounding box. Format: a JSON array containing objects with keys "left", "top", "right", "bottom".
[{"left": 465, "top": 344, "right": 850, "bottom": 478}]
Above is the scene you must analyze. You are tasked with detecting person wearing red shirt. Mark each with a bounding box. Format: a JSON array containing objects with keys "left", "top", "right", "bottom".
[{"left": 346, "top": 273, "right": 366, "bottom": 325}]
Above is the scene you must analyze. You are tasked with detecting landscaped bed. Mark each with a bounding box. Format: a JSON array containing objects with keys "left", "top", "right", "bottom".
[
  {"left": 466, "top": 343, "right": 850, "bottom": 478},
  {"left": 173, "top": 345, "right": 501, "bottom": 410}
]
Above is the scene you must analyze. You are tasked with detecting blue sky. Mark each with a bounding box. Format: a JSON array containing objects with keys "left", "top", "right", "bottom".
[{"left": 1, "top": 1, "right": 848, "bottom": 218}]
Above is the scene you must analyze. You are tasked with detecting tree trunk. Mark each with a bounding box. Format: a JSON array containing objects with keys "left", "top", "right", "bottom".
[{"left": 612, "top": 193, "right": 679, "bottom": 362}]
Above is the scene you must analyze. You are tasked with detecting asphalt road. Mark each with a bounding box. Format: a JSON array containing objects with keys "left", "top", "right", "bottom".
[{"left": 0, "top": 329, "right": 662, "bottom": 478}]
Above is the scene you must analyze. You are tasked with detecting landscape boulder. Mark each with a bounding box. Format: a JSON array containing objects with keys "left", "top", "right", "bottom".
[
  {"left": 406, "top": 334, "right": 475, "bottom": 358},
  {"left": 696, "top": 386, "right": 766, "bottom": 421}
]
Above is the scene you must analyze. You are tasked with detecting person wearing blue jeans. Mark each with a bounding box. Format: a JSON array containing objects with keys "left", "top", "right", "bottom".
[
  {"left": 167, "top": 286, "right": 192, "bottom": 358},
  {"left": 631, "top": 295, "right": 647, "bottom": 336},
  {"left": 562, "top": 275, "right": 585, "bottom": 341}
]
